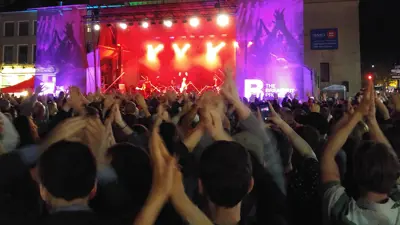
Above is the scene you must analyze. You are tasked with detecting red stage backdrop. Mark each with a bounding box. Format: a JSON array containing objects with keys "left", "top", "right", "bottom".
[{"left": 99, "top": 15, "right": 235, "bottom": 93}]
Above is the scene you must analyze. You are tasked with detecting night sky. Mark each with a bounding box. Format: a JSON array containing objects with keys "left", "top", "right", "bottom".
[{"left": 359, "top": 0, "right": 400, "bottom": 74}]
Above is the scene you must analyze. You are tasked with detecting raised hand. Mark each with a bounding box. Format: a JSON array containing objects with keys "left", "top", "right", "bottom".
[
  {"left": 35, "top": 85, "right": 44, "bottom": 95},
  {"left": 149, "top": 127, "right": 176, "bottom": 198},
  {"left": 267, "top": 102, "right": 284, "bottom": 126},
  {"left": 356, "top": 80, "right": 374, "bottom": 116}
]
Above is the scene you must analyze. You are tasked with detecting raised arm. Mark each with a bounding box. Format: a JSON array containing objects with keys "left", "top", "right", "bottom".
[
  {"left": 321, "top": 81, "right": 373, "bottom": 184},
  {"left": 367, "top": 93, "right": 392, "bottom": 148},
  {"left": 220, "top": 68, "right": 285, "bottom": 194},
  {"left": 268, "top": 102, "right": 316, "bottom": 159}
]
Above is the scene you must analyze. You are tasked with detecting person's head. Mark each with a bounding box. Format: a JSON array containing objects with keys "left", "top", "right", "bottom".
[
  {"left": 159, "top": 122, "right": 180, "bottom": 155},
  {"left": 353, "top": 141, "right": 400, "bottom": 195},
  {"left": 106, "top": 143, "right": 152, "bottom": 208},
  {"left": 38, "top": 141, "right": 97, "bottom": 206},
  {"left": 199, "top": 141, "right": 253, "bottom": 208},
  {"left": 14, "top": 116, "right": 38, "bottom": 148},
  {"left": 0, "top": 99, "right": 11, "bottom": 112},
  {"left": 295, "top": 125, "right": 321, "bottom": 159},
  {"left": 33, "top": 102, "right": 46, "bottom": 120},
  {"left": 125, "top": 101, "right": 137, "bottom": 115},
  {"left": 47, "top": 101, "right": 58, "bottom": 116},
  {"left": 166, "top": 90, "right": 177, "bottom": 103}
]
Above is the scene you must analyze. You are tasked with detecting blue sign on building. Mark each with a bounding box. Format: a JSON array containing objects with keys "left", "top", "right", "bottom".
[{"left": 310, "top": 28, "right": 339, "bottom": 50}]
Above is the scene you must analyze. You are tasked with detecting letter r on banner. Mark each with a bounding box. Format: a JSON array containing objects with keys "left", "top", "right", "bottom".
[{"left": 244, "top": 79, "right": 264, "bottom": 99}]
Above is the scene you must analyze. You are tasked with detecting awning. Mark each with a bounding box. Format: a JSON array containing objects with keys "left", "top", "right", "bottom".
[{"left": 1, "top": 77, "right": 35, "bottom": 93}]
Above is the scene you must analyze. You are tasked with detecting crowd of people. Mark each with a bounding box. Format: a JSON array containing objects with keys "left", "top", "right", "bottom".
[{"left": 0, "top": 69, "right": 399, "bottom": 225}]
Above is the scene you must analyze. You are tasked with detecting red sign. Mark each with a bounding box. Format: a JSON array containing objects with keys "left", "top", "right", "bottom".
[{"left": 327, "top": 30, "right": 337, "bottom": 39}]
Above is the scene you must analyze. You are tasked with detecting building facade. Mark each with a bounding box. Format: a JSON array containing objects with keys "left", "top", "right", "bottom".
[
  {"left": 0, "top": 10, "right": 37, "bottom": 65},
  {"left": 304, "top": 0, "right": 361, "bottom": 96}
]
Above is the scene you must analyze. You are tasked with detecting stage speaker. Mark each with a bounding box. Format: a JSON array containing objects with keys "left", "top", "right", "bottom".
[{"left": 342, "top": 81, "right": 349, "bottom": 92}]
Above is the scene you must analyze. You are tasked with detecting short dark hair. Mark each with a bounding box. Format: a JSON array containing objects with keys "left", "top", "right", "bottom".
[
  {"left": 353, "top": 141, "right": 400, "bottom": 194},
  {"left": 199, "top": 141, "right": 252, "bottom": 208},
  {"left": 38, "top": 141, "right": 97, "bottom": 201}
]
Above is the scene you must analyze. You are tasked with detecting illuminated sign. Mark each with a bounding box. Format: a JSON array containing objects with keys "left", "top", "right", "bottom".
[{"left": 244, "top": 79, "right": 296, "bottom": 99}]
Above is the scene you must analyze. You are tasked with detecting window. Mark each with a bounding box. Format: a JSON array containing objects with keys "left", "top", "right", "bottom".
[
  {"left": 18, "top": 21, "right": 29, "bottom": 36},
  {"left": 320, "top": 62, "right": 330, "bottom": 82},
  {"left": 33, "top": 20, "right": 37, "bottom": 35},
  {"left": 17, "top": 45, "right": 28, "bottom": 64},
  {"left": 32, "top": 44, "right": 36, "bottom": 63},
  {"left": 3, "top": 45, "right": 14, "bottom": 64},
  {"left": 4, "top": 22, "right": 14, "bottom": 37}
]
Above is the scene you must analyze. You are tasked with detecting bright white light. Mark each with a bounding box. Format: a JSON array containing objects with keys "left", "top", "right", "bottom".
[
  {"left": 189, "top": 17, "right": 200, "bottom": 27},
  {"left": 93, "top": 24, "right": 100, "bottom": 31},
  {"left": 217, "top": 14, "right": 229, "bottom": 27},
  {"left": 247, "top": 41, "right": 253, "bottom": 47},
  {"left": 119, "top": 23, "right": 127, "bottom": 29},
  {"left": 147, "top": 44, "right": 164, "bottom": 61},
  {"left": 233, "top": 41, "right": 239, "bottom": 48},
  {"left": 142, "top": 21, "right": 149, "bottom": 28},
  {"left": 206, "top": 42, "right": 226, "bottom": 62},
  {"left": 163, "top": 20, "right": 173, "bottom": 28},
  {"left": 173, "top": 43, "right": 191, "bottom": 59}
]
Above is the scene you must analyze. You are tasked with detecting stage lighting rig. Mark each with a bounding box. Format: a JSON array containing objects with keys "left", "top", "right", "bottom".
[
  {"left": 189, "top": 17, "right": 200, "bottom": 27},
  {"left": 119, "top": 23, "right": 127, "bottom": 29},
  {"left": 142, "top": 21, "right": 149, "bottom": 28},
  {"left": 163, "top": 20, "right": 173, "bottom": 28}
]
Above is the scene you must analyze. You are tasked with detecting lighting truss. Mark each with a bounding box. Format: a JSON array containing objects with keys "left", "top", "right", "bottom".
[{"left": 84, "top": 0, "right": 237, "bottom": 24}]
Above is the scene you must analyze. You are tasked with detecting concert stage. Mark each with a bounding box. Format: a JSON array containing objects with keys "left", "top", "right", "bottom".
[{"left": 33, "top": 0, "right": 312, "bottom": 99}]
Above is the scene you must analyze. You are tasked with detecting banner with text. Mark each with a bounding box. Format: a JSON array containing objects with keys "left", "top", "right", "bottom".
[{"left": 236, "top": 0, "right": 306, "bottom": 99}]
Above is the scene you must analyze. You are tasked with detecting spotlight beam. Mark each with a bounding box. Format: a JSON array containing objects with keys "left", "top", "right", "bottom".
[{"left": 173, "top": 43, "right": 191, "bottom": 58}]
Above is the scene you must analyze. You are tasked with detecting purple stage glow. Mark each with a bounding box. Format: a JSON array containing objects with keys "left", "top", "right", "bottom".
[
  {"left": 35, "top": 5, "right": 88, "bottom": 93},
  {"left": 235, "top": 0, "right": 306, "bottom": 99}
]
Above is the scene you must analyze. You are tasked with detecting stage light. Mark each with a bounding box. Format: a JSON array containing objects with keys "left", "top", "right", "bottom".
[
  {"left": 206, "top": 42, "right": 226, "bottom": 61},
  {"left": 217, "top": 14, "right": 229, "bottom": 27},
  {"left": 173, "top": 43, "right": 191, "bottom": 59},
  {"left": 247, "top": 41, "right": 253, "bottom": 47},
  {"left": 147, "top": 44, "right": 164, "bottom": 61},
  {"left": 233, "top": 41, "right": 239, "bottom": 48},
  {"left": 93, "top": 24, "right": 100, "bottom": 31},
  {"left": 368, "top": 74, "right": 373, "bottom": 80},
  {"left": 189, "top": 17, "right": 200, "bottom": 27},
  {"left": 163, "top": 20, "right": 173, "bottom": 28},
  {"left": 142, "top": 21, "right": 149, "bottom": 28},
  {"left": 119, "top": 23, "right": 127, "bottom": 29}
]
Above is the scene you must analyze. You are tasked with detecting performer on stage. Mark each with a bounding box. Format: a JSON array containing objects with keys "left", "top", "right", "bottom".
[{"left": 180, "top": 77, "right": 188, "bottom": 93}]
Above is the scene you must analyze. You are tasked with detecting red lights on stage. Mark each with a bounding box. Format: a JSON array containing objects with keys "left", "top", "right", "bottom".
[
  {"left": 367, "top": 74, "right": 373, "bottom": 80},
  {"left": 119, "top": 23, "right": 128, "bottom": 30},
  {"left": 163, "top": 20, "right": 173, "bottom": 28},
  {"left": 114, "top": 15, "right": 230, "bottom": 30},
  {"left": 217, "top": 14, "right": 229, "bottom": 27},
  {"left": 142, "top": 21, "right": 149, "bottom": 29},
  {"left": 189, "top": 17, "right": 200, "bottom": 27}
]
